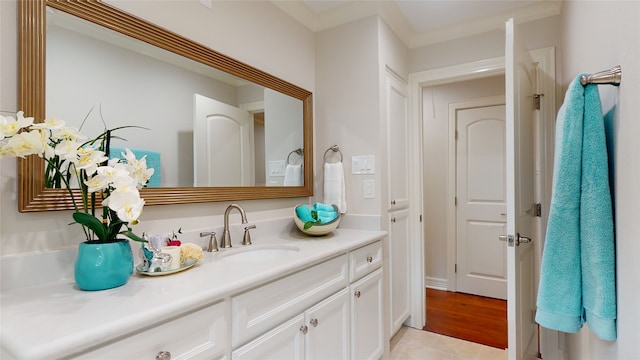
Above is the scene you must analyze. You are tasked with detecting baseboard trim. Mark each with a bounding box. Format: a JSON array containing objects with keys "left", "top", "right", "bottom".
[{"left": 425, "top": 276, "right": 448, "bottom": 290}]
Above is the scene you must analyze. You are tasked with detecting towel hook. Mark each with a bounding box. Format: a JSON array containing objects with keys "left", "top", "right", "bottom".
[
  {"left": 323, "top": 145, "right": 343, "bottom": 163},
  {"left": 286, "top": 148, "right": 303, "bottom": 165}
]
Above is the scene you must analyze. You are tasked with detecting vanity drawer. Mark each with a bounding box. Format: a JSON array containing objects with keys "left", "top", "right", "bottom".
[
  {"left": 231, "top": 254, "right": 348, "bottom": 347},
  {"left": 349, "top": 240, "right": 382, "bottom": 282},
  {"left": 73, "top": 301, "right": 229, "bottom": 360}
]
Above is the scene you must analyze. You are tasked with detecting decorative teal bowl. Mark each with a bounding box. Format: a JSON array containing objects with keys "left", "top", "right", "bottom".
[{"left": 294, "top": 204, "right": 341, "bottom": 236}]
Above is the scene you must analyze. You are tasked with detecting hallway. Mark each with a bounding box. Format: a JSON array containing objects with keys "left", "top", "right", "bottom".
[{"left": 423, "top": 288, "right": 508, "bottom": 349}]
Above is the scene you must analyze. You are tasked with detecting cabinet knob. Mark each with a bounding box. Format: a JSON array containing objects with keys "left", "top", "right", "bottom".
[
  {"left": 354, "top": 290, "right": 361, "bottom": 298},
  {"left": 310, "top": 318, "right": 318, "bottom": 327},
  {"left": 300, "top": 325, "right": 308, "bottom": 334},
  {"left": 391, "top": 217, "right": 396, "bottom": 223},
  {"left": 391, "top": 200, "right": 396, "bottom": 205},
  {"left": 156, "top": 351, "right": 171, "bottom": 360},
  {"left": 366, "top": 256, "right": 373, "bottom": 263}
]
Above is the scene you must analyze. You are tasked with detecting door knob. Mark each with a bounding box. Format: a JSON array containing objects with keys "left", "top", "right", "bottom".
[{"left": 498, "top": 233, "right": 532, "bottom": 247}]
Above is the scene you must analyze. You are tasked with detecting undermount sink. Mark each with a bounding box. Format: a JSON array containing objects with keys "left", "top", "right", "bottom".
[{"left": 220, "top": 245, "right": 300, "bottom": 262}]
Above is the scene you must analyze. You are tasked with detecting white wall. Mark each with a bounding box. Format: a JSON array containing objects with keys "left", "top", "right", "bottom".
[
  {"left": 559, "top": 1, "right": 640, "bottom": 359},
  {"left": 0, "top": 0, "right": 315, "bottom": 258},
  {"left": 314, "top": 16, "right": 381, "bottom": 215},
  {"left": 409, "top": 15, "right": 562, "bottom": 73},
  {"left": 264, "top": 88, "right": 304, "bottom": 186}
]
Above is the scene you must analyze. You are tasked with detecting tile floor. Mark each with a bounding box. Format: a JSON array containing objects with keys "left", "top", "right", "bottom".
[{"left": 390, "top": 326, "right": 508, "bottom": 360}]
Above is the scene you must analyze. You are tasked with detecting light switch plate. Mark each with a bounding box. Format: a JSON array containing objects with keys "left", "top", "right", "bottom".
[
  {"left": 363, "top": 179, "right": 375, "bottom": 199},
  {"left": 351, "top": 155, "right": 375, "bottom": 175},
  {"left": 268, "top": 160, "right": 286, "bottom": 177}
]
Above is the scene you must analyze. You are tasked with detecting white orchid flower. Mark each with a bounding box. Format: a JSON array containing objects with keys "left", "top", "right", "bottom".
[
  {"left": 84, "top": 174, "right": 109, "bottom": 193},
  {"left": 0, "top": 111, "right": 34, "bottom": 140},
  {"left": 103, "top": 190, "right": 145, "bottom": 223},
  {"left": 120, "top": 149, "right": 155, "bottom": 187},
  {"left": 0, "top": 130, "right": 46, "bottom": 158},
  {"left": 76, "top": 147, "right": 108, "bottom": 176},
  {"left": 54, "top": 139, "right": 81, "bottom": 163},
  {"left": 51, "top": 125, "right": 86, "bottom": 142},
  {"left": 30, "top": 117, "right": 65, "bottom": 130}
]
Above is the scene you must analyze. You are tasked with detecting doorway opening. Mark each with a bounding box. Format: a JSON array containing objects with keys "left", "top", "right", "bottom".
[
  {"left": 408, "top": 47, "right": 555, "bottom": 356},
  {"left": 421, "top": 75, "right": 508, "bottom": 348}
]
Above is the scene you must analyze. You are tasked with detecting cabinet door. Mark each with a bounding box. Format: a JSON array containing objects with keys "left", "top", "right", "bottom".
[
  {"left": 386, "top": 71, "right": 409, "bottom": 211},
  {"left": 389, "top": 209, "right": 411, "bottom": 335},
  {"left": 74, "top": 301, "right": 229, "bottom": 360},
  {"left": 232, "top": 314, "right": 305, "bottom": 360},
  {"left": 350, "top": 268, "right": 383, "bottom": 360},
  {"left": 305, "top": 288, "right": 350, "bottom": 360}
]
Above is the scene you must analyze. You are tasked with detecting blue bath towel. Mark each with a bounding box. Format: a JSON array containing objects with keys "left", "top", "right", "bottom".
[
  {"left": 579, "top": 84, "right": 616, "bottom": 340},
  {"left": 110, "top": 147, "right": 161, "bottom": 188},
  {"left": 535, "top": 76, "right": 616, "bottom": 341}
]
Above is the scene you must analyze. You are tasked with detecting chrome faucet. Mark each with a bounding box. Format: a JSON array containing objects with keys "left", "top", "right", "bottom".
[{"left": 220, "top": 204, "right": 255, "bottom": 248}]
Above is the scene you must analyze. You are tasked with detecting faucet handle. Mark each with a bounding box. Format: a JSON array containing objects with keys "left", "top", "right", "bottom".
[
  {"left": 242, "top": 224, "right": 256, "bottom": 246},
  {"left": 200, "top": 231, "right": 218, "bottom": 252}
]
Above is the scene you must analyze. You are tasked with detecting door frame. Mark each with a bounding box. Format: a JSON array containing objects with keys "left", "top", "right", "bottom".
[
  {"left": 449, "top": 95, "right": 506, "bottom": 296},
  {"left": 408, "top": 47, "right": 556, "bottom": 355}
]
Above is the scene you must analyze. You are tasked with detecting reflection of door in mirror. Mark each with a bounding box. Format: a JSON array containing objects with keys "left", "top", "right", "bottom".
[
  {"left": 194, "top": 94, "right": 254, "bottom": 186},
  {"left": 44, "top": 7, "right": 307, "bottom": 189}
]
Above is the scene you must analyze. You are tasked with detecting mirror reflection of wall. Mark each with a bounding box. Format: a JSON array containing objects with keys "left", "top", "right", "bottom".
[{"left": 45, "top": 7, "right": 304, "bottom": 188}]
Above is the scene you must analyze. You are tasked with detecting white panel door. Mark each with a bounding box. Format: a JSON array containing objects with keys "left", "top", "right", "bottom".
[
  {"left": 305, "top": 288, "right": 350, "bottom": 360},
  {"left": 193, "top": 94, "right": 254, "bottom": 186},
  {"left": 386, "top": 71, "right": 409, "bottom": 210},
  {"left": 232, "top": 314, "right": 305, "bottom": 360},
  {"left": 456, "top": 103, "right": 508, "bottom": 299},
  {"left": 351, "top": 269, "right": 383, "bottom": 360},
  {"left": 389, "top": 208, "right": 411, "bottom": 335},
  {"left": 505, "top": 18, "right": 537, "bottom": 360}
]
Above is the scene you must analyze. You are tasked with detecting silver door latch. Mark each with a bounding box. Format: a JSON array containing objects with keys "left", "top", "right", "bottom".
[{"left": 498, "top": 233, "right": 532, "bottom": 247}]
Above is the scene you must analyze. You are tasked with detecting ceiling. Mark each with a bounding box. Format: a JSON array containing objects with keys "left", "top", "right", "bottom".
[{"left": 272, "top": 0, "right": 562, "bottom": 48}]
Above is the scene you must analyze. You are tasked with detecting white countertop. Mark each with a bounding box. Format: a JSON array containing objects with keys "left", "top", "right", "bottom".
[{"left": 0, "top": 223, "right": 385, "bottom": 360}]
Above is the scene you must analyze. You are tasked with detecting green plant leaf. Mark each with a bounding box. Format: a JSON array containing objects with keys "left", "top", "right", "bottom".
[
  {"left": 72, "top": 212, "right": 107, "bottom": 242},
  {"left": 304, "top": 221, "right": 314, "bottom": 230},
  {"left": 120, "top": 230, "right": 146, "bottom": 242}
]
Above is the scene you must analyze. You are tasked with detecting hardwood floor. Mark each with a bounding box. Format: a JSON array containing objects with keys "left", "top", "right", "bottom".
[{"left": 423, "top": 288, "right": 508, "bottom": 349}]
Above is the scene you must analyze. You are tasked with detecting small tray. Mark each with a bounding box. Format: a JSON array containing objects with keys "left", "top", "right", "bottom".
[{"left": 136, "top": 259, "right": 198, "bottom": 276}]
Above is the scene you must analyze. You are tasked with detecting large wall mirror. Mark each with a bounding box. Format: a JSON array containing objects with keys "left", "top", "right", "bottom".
[{"left": 18, "top": 0, "right": 313, "bottom": 212}]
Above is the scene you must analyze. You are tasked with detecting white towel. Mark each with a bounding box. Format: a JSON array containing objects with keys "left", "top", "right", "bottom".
[
  {"left": 283, "top": 164, "right": 302, "bottom": 186},
  {"left": 324, "top": 162, "right": 347, "bottom": 213}
]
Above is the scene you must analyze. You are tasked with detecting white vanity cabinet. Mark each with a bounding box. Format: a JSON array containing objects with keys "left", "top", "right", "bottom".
[
  {"left": 73, "top": 300, "right": 229, "bottom": 360},
  {"left": 351, "top": 269, "right": 384, "bottom": 360},
  {"left": 231, "top": 288, "right": 350, "bottom": 360},
  {"left": 232, "top": 240, "right": 383, "bottom": 360},
  {"left": 1, "top": 229, "right": 388, "bottom": 360}
]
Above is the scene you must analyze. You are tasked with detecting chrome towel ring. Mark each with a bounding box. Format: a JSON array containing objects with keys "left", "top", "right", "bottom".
[{"left": 323, "top": 145, "right": 343, "bottom": 163}]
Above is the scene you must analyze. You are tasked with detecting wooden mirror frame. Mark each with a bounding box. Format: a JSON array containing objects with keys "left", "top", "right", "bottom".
[{"left": 18, "top": 0, "right": 313, "bottom": 212}]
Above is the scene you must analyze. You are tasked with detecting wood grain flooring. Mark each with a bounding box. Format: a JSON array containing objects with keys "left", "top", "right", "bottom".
[{"left": 423, "top": 288, "right": 508, "bottom": 349}]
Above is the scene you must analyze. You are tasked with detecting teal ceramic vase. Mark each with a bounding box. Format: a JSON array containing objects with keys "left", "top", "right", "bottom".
[{"left": 74, "top": 239, "right": 134, "bottom": 291}]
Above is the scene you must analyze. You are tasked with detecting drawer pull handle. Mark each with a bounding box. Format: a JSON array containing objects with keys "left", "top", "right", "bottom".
[
  {"left": 300, "top": 325, "right": 308, "bottom": 334},
  {"left": 156, "top": 351, "right": 171, "bottom": 360},
  {"left": 310, "top": 318, "right": 318, "bottom": 327},
  {"left": 354, "top": 290, "right": 361, "bottom": 298},
  {"left": 366, "top": 256, "right": 373, "bottom": 263}
]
